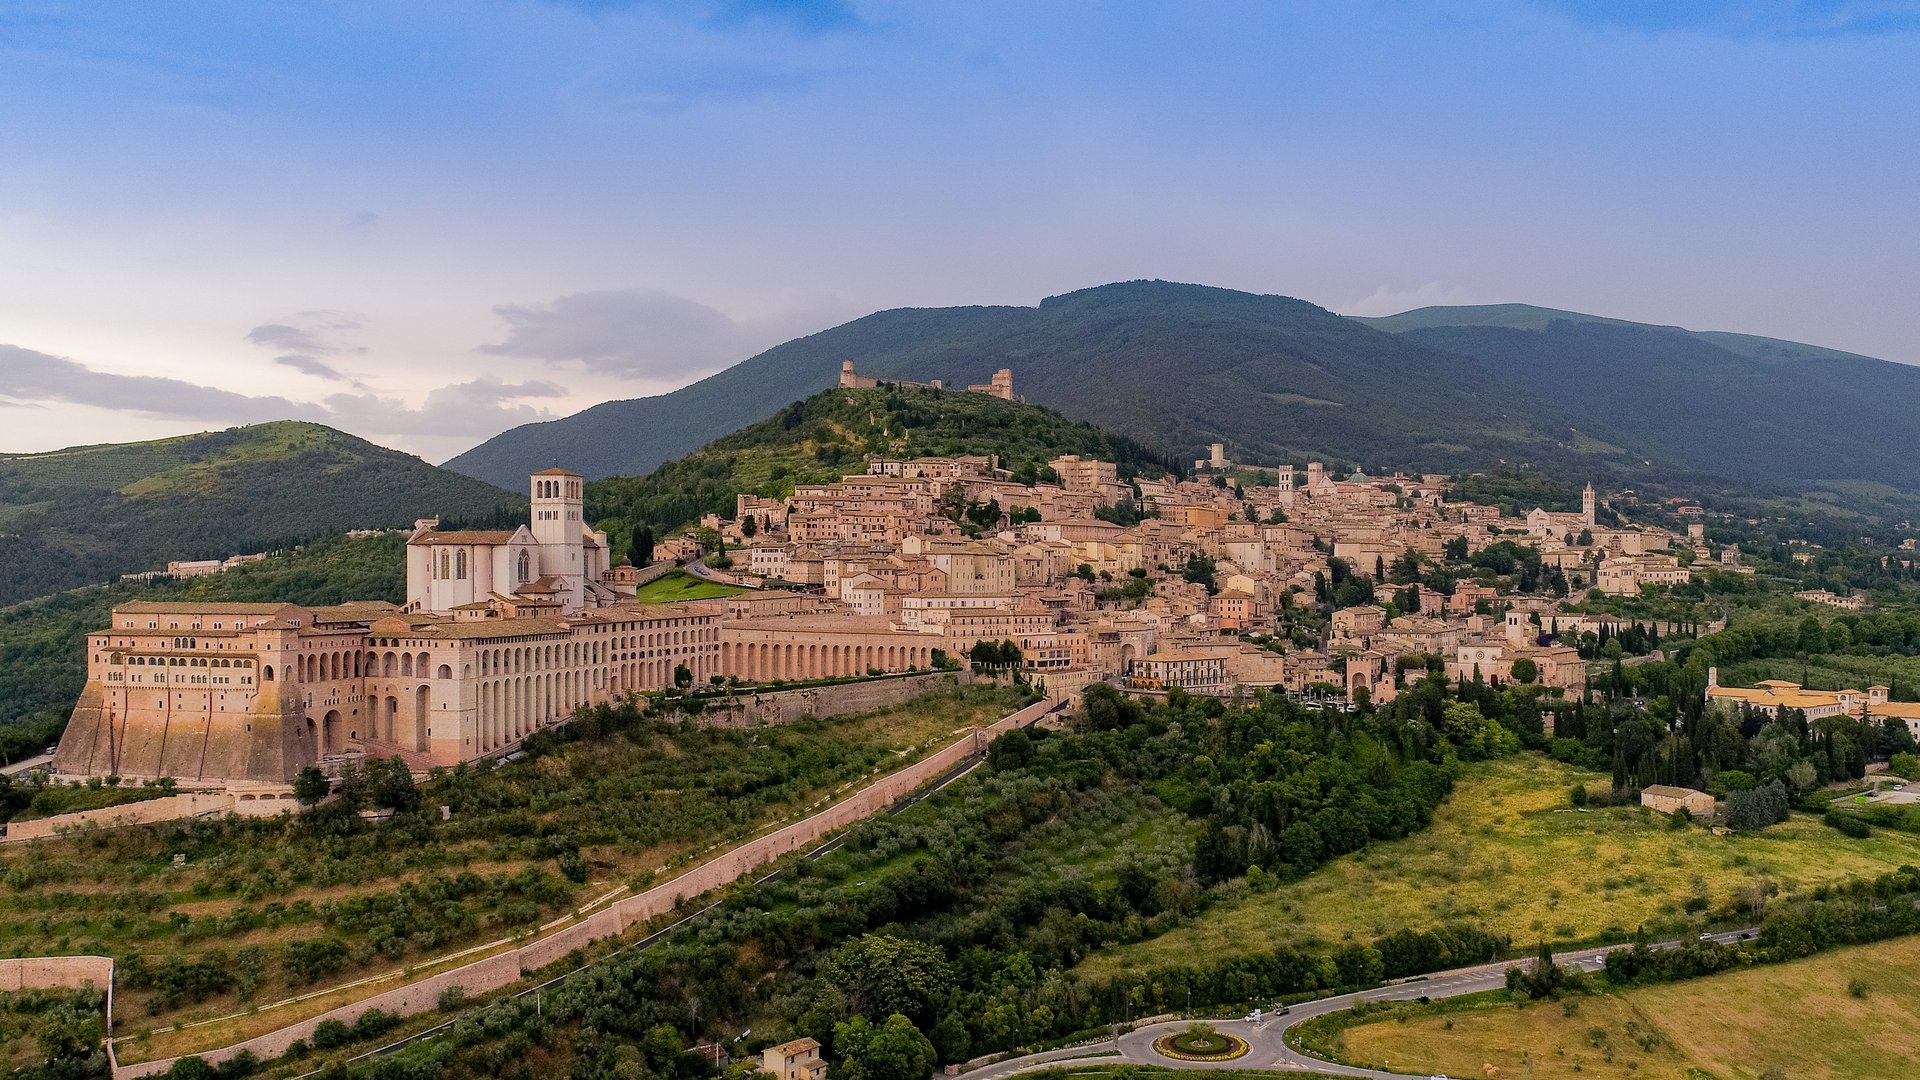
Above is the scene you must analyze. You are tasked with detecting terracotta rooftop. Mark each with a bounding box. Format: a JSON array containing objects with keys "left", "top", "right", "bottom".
[
  {"left": 409, "top": 529, "right": 518, "bottom": 546},
  {"left": 116, "top": 601, "right": 299, "bottom": 615}
]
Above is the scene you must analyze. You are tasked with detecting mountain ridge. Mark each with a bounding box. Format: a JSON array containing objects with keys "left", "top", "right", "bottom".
[
  {"left": 441, "top": 280, "right": 1920, "bottom": 528},
  {"left": 1357, "top": 302, "right": 1894, "bottom": 367},
  {"left": 0, "top": 420, "right": 519, "bottom": 607}
]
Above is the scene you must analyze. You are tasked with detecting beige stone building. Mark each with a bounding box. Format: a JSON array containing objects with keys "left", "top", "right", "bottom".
[
  {"left": 1128, "top": 650, "right": 1230, "bottom": 693},
  {"left": 1641, "top": 784, "right": 1715, "bottom": 817},
  {"left": 761, "top": 1038, "right": 827, "bottom": 1080},
  {"left": 55, "top": 596, "right": 722, "bottom": 785}
]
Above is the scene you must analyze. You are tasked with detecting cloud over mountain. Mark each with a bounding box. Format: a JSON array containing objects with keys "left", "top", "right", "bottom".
[{"left": 479, "top": 288, "right": 850, "bottom": 382}]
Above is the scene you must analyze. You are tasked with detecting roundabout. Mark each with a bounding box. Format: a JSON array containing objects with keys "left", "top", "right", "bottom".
[{"left": 1151, "top": 1023, "right": 1250, "bottom": 1062}]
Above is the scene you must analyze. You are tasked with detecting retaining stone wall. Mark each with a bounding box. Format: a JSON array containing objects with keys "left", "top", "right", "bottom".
[
  {"left": 3, "top": 791, "right": 294, "bottom": 843},
  {"left": 685, "top": 671, "right": 963, "bottom": 728}
]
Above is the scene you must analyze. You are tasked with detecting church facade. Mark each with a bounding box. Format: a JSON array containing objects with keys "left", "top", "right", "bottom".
[{"left": 405, "top": 469, "right": 613, "bottom": 615}]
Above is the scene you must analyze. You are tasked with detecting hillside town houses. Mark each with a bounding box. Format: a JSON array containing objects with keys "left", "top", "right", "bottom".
[{"left": 56, "top": 377, "right": 1735, "bottom": 791}]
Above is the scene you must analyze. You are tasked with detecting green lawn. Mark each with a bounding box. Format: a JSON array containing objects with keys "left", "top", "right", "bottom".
[
  {"left": 1338, "top": 934, "right": 1920, "bottom": 1080},
  {"left": 632, "top": 570, "right": 749, "bottom": 603},
  {"left": 1079, "top": 754, "right": 1920, "bottom": 978}
]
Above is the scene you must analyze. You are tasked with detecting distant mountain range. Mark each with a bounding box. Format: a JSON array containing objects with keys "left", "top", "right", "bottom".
[
  {"left": 446, "top": 281, "right": 1920, "bottom": 530},
  {"left": 0, "top": 421, "right": 518, "bottom": 607}
]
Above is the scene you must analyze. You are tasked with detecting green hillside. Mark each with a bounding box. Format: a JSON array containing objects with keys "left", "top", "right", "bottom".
[
  {"left": 1377, "top": 317, "right": 1920, "bottom": 528},
  {"left": 0, "top": 421, "right": 518, "bottom": 606},
  {"left": 585, "top": 383, "right": 1178, "bottom": 556},
  {"left": 0, "top": 533, "right": 405, "bottom": 758}
]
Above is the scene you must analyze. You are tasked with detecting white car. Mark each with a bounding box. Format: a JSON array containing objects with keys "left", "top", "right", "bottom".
[{"left": 1244, "top": 1009, "right": 1262, "bottom": 1023}]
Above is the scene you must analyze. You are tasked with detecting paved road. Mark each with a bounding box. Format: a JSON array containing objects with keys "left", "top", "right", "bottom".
[
  {"left": 0, "top": 752, "right": 53, "bottom": 776},
  {"left": 962, "top": 930, "right": 1754, "bottom": 1079}
]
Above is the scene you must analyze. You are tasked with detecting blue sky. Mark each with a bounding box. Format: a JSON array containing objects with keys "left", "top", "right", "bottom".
[{"left": 2, "top": 0, "right": 1917, "bottom": 460}]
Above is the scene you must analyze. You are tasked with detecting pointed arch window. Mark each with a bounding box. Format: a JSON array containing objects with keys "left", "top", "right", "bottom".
[
  {"left": 455, "top": 549, "right": 467, "bottom": 580},
  {"left": 518, "top": 550, "right": 532, "bottom": 585}
]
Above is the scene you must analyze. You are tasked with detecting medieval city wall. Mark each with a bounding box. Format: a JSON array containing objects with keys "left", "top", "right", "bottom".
[{"left": 113, "top": 697, "right": 1054, "bottom": 1077}]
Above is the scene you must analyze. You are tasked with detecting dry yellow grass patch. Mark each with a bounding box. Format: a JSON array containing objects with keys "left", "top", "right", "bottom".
[
  {"left": 1340, "top": 935, "right": 1920, "bottom": 1080},
  {"left": 1082, "top": 754, "right": 1920, "bottom": 978}
]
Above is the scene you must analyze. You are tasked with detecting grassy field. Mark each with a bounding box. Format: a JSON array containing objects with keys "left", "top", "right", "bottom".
[
  {"left": 632, "top": 570, "right": 749, "bottom": 603},
  {"left": 1080, "top": 754, "right": 1920, "bottom": 978},
  {"left": 0, "top": 684, "right": 1024, "bottom": 1043},
  {"left": 1338, "top": 935, "right": 1920, "bottom": 1079}
]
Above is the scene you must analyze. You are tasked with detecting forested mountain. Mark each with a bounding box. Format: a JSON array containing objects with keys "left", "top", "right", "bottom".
[
  {"left": 0, "top": 422, "right": 517, "bottom": 606},
  {"left": 449, "top": 281, "right": 1920, "bottom": 528},
  {"left": 448, "top": 281, "right": 1565, "bottom": 487},
  {"left": 1364, "top": 308, "right": 1920, "bottom": 528},
  {"left": 1357, "top": 302, "right": 1888, "bottom": 366},
  {"left": 585, "top": 383, "right": 1178, "bottom": 560}
]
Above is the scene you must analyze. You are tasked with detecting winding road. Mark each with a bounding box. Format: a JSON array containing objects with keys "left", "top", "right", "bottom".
[{"left": 960, "top": 930, "right": 1755, "bottom": 1079}]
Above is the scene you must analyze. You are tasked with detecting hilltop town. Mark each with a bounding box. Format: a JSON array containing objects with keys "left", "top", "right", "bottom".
[
  {"left": 54, "top": 366, "right": 1848, "bottom": 794},
  {"left": 21, "top": 368, "right": 1920, "bottom": 1080}
]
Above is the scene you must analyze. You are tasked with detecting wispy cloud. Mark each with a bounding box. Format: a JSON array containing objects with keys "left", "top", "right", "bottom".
[
  {"left": 318, "top": 377, "right": 568, "bottom": 436},
  {"left": 246, "top": 311, "right": 369, "bottom": 386},
  {"left": 274, "top": 354, "right": 350, "bottom": 381},
  {"left": 542, "top": 0, "right": 864, "bottom": 33},
  {"left": 0, "top": 343, "right": 567, "bottom": 447},
  {"left": 0, "top": 344, "right": 310, "bottom": 424},
  {"left": 479, "top": 288, "right": 850, "bottom": 380},
  {"left": 1532, "top": 0, "right": 1920, "bottom": 39},
  {"left": 1340, "top": 281, "right": 1481, "bottom": 318}
]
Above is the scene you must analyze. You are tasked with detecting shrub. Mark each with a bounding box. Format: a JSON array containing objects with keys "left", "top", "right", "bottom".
[
  {"left": 311, "top": 1019, "right": 351, "bottom": 1050},
  {"left": 1824, "top": 810, "right": 1871, "bottom": 838},
  {"left": 350, "top": 1007, "right": 400, "bottom": 1041}
]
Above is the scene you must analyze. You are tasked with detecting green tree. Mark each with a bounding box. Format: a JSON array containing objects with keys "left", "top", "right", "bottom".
[
  {"left": 986, "top": 727, "right": 1033, "bottom": 771},
  {"left": 813, "top": 934, "right": 951, "bottom": 1027},
  {"left": 632, "top": 524, "right": 655, "bottom": 568},
  {"left": 370, "top": 757, "right": 420, "bottom": 813},
  {"left": 1510, "top": 657, "right": 1539, "bottom": 684},
  {"left": 1182, "top": 554, "right": 1218, "bottom": 592},
  {"left": 1892, "top": 751, "right": 1920, "bottom": 779},
  {"left": 1797, "top": 616, "right": 1828, "bottom": 656},
  {"left": 674, "top": 664, "right": 694, "bottom": 689},
  {"left": 291, "top": 766, "right": 330, "bottom": 807},
  {"left": 740, "top": 514, "right": 758, "bottom": 538},
  {"left": 832, "top": 1014, "right": 937, "bottom": 1080}
]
